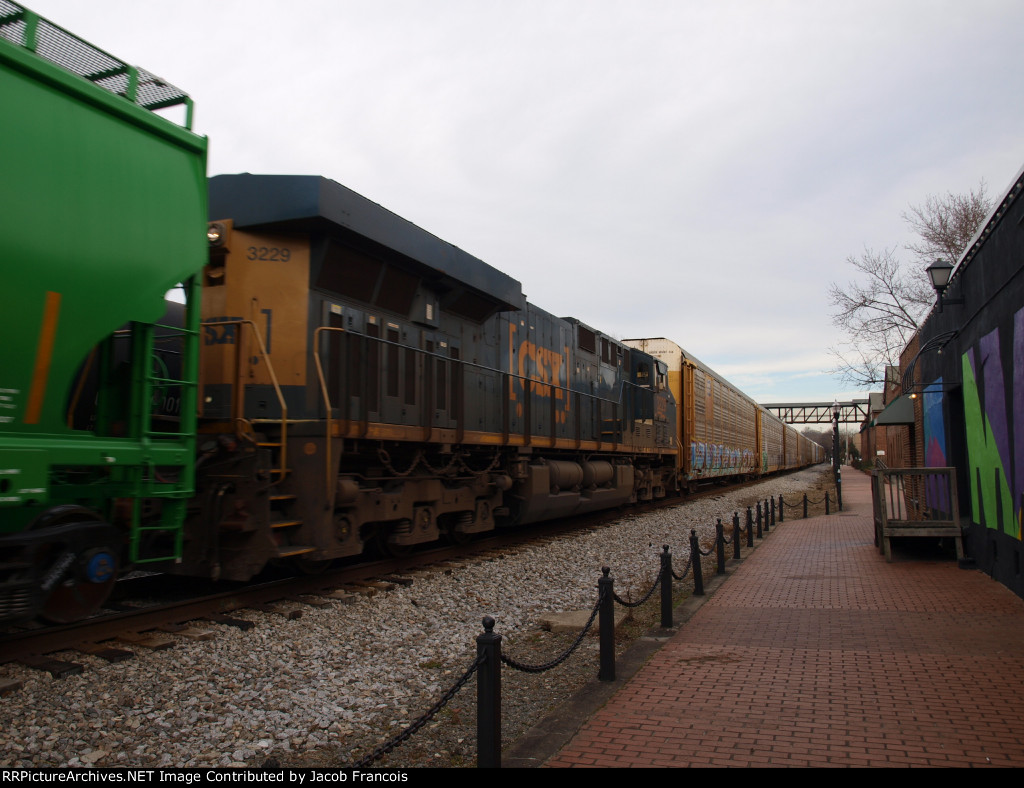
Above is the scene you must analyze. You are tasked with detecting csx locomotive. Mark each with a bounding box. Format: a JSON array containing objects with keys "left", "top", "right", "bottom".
[{"left": 0, "top": 3, "right": 821, "bottom": 623}]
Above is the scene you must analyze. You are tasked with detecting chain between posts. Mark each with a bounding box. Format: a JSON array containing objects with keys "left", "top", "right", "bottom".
[
  {"left": 612, "top": 571, "right": 661, "bottom": 608},
  {"left": 778, "top": 489, "right": 840, "bottom": 518},
  {"left": 501, "top": 587, "right": 606, "bottom": 673},
  {"left": 671, "top": 554, "right": 693, "bottom": 581},
  {"left": 348, "top": 651, "right": 487, "bottom": 768}
]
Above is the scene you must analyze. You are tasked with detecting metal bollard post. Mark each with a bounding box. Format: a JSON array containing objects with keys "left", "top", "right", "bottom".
[
  {"left": 756, "top": 501, "right": 763, "bottom": 536},
  {"left": 477, "top": 616, "right": 502, "bottom": 769},
  {"left": 745, "top": 507, "right": 754, "bottom": 547},
  {"left": 771, "top": 496, "right": 776, "bottom": 527},
  {"left": 690, "top": 529, "right": 705, "bottom": 596},
  {"left": 660, "top": 546, "right": 672, "bottom": 629},
  {"left": 764, "top": 499, "right": 771, "bottom": 532},
  {"left": 803, "top": 493, "right": 808, "bottom": 519},
  {"left": 825, "top": 491, "right": 830, "bottom": 515},
  {"left": 598, "top": 567, "right": 615, "bottom": 682},
  {"left": 732, "top": 512, "right": 742, "bottom": 560},
  {"left": 778, "top": 494, "right": 784, "bottom": 522},
  {"left": 715, "top": 519, "right": 726, "bottom": 574},
  {"left": 837, "top": 467, "right": 843, "bottom": 511}
]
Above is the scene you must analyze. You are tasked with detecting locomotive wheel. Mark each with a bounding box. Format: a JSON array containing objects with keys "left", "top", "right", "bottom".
[
  {"left": 374, "top": 529, "right": 412, "bottom": 558},
  {"left": 32, "top": 506, "right": 121, "bottom": 624},
  {"left": 443, "top": 527, "right": 471, "bottom": 546},
  {"left": 292, "top": 554, "right": 333, "bottom": 575}
]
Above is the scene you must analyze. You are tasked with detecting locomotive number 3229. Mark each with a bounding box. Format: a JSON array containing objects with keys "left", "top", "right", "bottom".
[{"left": 246, "top": 245, "right": 291, "bottom": 262}]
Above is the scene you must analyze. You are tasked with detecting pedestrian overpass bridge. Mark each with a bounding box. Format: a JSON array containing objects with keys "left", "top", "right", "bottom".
[{"left": 761, "top": 400, "right": 869, "bottom": 425}]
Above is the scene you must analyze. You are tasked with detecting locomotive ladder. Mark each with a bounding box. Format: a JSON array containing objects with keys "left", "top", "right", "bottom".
[
  {"left": 203, "top": 316, "right": 314, "bottom": 560},
  {"left": 239, "top": 318, "right": 314, "bottom": 559},
  {"left": 127, "top": 283, "right": 200, "bottom": 565},
  {"left": 249, "top": 418, "right": 316, "bottom": 560}
]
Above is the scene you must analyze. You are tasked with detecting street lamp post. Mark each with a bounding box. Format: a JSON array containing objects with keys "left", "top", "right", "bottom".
[{"left": 833, "top": 399, "right": 843, "bottom": 511}]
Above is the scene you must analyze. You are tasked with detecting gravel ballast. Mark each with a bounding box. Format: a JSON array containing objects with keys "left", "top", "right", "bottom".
[{"left": 1, "top": 467, "right": 834, "bottom": 769}]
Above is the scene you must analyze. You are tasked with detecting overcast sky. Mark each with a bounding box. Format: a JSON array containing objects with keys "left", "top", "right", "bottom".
[{"left": 26, "top": 0, "right": 1024, "bottom": 406}]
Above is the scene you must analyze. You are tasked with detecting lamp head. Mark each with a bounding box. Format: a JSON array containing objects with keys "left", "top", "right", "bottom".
[{"left": 927, "top": 259, "right": 953, "bottom": 294}]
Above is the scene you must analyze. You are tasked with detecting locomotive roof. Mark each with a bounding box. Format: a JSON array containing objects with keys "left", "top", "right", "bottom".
[{"left": 209, "top": 174, "right": 525, "bottom": 312}]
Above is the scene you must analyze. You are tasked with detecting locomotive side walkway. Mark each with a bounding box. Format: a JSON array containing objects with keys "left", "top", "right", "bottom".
[{"left": 508, "top": 467, "right": 1024, "bottom": 768}]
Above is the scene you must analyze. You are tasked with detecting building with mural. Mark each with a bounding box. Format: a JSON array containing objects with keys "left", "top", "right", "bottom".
[{"left": 891, "top": 163, "right": 1024, "bottom": 596}]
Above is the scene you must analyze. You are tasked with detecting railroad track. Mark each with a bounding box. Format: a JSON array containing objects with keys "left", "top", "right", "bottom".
[{"left": 0, "top": 476, "right": 774, "bottom": 679}]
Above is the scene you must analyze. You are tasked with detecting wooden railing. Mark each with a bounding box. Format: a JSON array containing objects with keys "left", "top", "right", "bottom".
[{"left": 870, "top": 467, "right": 963, "bottom": 562}]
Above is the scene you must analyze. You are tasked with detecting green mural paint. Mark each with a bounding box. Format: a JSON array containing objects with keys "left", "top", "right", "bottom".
[{"left": 962, "top": 354, "right": 1014, "bottom": 533}]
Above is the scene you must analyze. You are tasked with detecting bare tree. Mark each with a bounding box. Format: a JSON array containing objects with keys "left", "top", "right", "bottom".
[
  {"left": 828, "top": 182, "right": 992, "bottom": 388},
  {"left": 902, "top": 181, "right": 991, "bottom": 264},
  {"left": 828, "top": 248, "right": 931, "bottom": 386}
]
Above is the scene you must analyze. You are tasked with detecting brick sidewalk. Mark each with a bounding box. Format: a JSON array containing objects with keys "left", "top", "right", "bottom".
[{"left": 543, "top": 468, "right": 1024, "bottom": 767}]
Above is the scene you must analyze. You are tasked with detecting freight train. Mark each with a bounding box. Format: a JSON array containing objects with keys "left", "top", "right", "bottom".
[{"left": 0, "top": 3, "right": 822, "bottom": 623}]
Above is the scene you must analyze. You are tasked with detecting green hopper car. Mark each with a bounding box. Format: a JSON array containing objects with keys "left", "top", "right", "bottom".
[{"left": 0, "top": 1, "right": 207, "bottom": 621}]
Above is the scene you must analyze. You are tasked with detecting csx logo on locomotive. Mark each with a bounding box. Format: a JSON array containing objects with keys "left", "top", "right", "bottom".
[
  {"left": 203, "top": 316, "right": 242, "bottom": 345},
  {"left": 509, "top": 332, "right": 571, "bottom": 424}
]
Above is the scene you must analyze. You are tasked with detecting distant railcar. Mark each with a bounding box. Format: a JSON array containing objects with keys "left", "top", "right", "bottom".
[
  {"left": 760, "top": 410, "right": 788, "bottom": 474},
  {"left": 621, "top": 338, "right": 818, "bottom": 486}
]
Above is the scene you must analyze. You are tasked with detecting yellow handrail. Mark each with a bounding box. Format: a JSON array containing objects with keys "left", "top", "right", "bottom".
[
  {"left": 312, "top": 325, "right": 339, "bottom": 504},
  {"left": 201, "top": 318, "right": 289, "bottom": 482}
]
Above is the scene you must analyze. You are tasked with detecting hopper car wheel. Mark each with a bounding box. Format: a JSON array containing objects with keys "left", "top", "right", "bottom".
[
  {"left": 43, "top": 548, "right": 119, "bottom": 624},
  {"left": 31, "top": 506, "right": 120, "bottom": 624}
]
